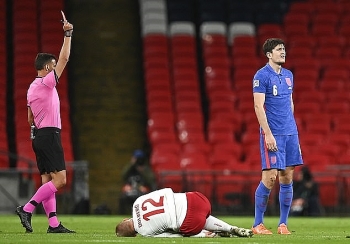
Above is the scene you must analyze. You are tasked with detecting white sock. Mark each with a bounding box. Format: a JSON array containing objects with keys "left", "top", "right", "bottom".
[{"left": 203, "top": 215, "right": 233, "bottom": 232}]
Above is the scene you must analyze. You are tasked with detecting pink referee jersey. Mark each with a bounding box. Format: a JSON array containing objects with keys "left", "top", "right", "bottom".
[{"left": 27, "top": 71, "right": 61, "bottom": 129}]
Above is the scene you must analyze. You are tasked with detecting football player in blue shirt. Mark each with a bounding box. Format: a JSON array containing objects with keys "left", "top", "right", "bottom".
[{"left": 251, "top": 38, "right": 303, "bottom": 235}]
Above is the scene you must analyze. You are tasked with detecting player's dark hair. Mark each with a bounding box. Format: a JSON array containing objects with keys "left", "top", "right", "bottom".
[
  {"left": 262, "top": 38, "right": 285, "bottom": 56},
  {"left": 34, "top": 53, "right": 57, "bottom": 70}
]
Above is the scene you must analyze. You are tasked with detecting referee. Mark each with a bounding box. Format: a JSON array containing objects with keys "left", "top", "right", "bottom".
[{"left": 16, "top": 11, "right": 75, "bottom": 234}]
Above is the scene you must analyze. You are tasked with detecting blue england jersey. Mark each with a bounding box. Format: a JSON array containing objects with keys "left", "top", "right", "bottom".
[{"left": 252, "top": 64, "right": 298, "bottom": 135}]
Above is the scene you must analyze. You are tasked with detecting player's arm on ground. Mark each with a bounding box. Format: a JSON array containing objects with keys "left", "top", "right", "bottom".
[
  {"left": 190, "top": 230, "right": 216, "bottom": 237},
  {"left": 152, "top": 232, "right": 183, "bottom": 237},
  {"left": 152, "top": 230, "right": 215, "bottom": 238},
  {"left": 55, "top": 11, "right": 73, "bottom": 78}
]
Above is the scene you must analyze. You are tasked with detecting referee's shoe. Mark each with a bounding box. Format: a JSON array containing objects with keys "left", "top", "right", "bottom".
[
  {"left": 47, "top": 222, "right": 76, "bottom": 233},
  {"left": 16, "top": 206, "right": 33, "bottom": 233}
]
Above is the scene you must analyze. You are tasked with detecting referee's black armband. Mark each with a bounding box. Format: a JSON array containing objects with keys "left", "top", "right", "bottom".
[{"left": 64, "top": 29, "right": 73, "bottom": 37}]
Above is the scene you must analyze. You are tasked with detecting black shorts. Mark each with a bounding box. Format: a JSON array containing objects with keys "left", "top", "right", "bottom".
[{"left": 32, "top": 127, "right": 66, "bottom": 174}]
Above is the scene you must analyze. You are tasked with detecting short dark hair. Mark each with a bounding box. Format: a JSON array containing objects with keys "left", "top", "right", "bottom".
[
  {"left": 262, "top": 38, "right": 285, "bottom": 56},
  {"left": 34, "top": 53, "right": 57, "bottom": 70}
]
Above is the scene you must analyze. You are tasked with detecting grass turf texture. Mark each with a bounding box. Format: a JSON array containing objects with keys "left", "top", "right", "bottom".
[{"left": 0, "top": 215, "right": 349, "bottom": 243}]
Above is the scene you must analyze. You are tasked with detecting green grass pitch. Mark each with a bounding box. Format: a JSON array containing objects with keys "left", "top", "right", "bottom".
[{"left": 1, "top": 215, "right": 349, "bottom": 243}]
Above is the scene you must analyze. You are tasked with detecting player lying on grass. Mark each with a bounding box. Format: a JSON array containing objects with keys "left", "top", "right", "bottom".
[{"left": 116, "top": 188, "right": 253, "bottom": 238}]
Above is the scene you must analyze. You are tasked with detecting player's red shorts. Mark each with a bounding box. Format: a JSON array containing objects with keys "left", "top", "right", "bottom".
[{"left": 179, "top": 191, "right": 211, "bottom": 236}]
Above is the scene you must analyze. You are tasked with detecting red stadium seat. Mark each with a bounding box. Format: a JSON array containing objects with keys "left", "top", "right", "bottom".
[
  {"left": 212, "top": 164, "right": 251, "bottom": 207},
  {"left": 313, "top": 2, "right": 342, "bottom": 14},
  {"left": 287, "top": 35, "right": 317, "bottom": 50},
  {"left": 175, "top": 100, "right": 202, "bottom": 113},
  {"left": 152, "top": 152, "right": 183, "bottom": 192},
  {"left": 202, "top": 34, "right": 227, "bottom": 48},
  {"left": 183, "top": 157, "right": 213, "bottom": 200},
  {"left": 288, "top": 46, "right": 313, "bottom": 58},
  {"left": 332, "top": 115, "right": 350, "bottom": 134},
  {"left": 149, "top": 131, "right": 178, "bottom": 146},
  {"left": 176, "top": 112, "right": 204, "bottom": 132},
  {"left": 178, "top": 131, "right": 206, "bottom": 144},
  {"left": 316, "top": 143, "right": 341, "bottom": 160},
  {"left": 303, "top": 154, "right": 331, "bottom": 168},
  {"left": 319, "top": 78, "right": 346, "bottom": 93},
  {"left": 317, "top": 36, "right": 347, "bottom": 50},
  {"left": 303, "top": 113, "right": 332, "bottom": 134},
  {"left": 211, "top": 142, "right": 242, "bottom": 161},
  {"left": 174, "top": 91, "right": 201, "bottom": 104},
  {"left": 232, "top": 56, "right": 261, "bottom": 70},
  {"left": 299, "top": 133, "right": 326, "bottom": 151},
  {"left": 153, "top": 141, "right": 182, "bottom": 154},
  {"left": 326, "top": 133, "right": 350, "bottom": 151},
  {"left": 295, "top": 101, "right": 320, "bottom": 115},
  {"left": 288, "top": 2, "right": 314, "bottom": 15},
  {"left": 257, "top": 23, "right": 283, "bottom": 38},
  {"left": 324, "top": 101, "right": 349, "bottom": 115},
  {"left": 314, "top": 174, "right": 339, "bottom": 208},
  {"left": 294, "top": 90, "right": 325, "bottom": 104},
  {"left": 147, "top": 112, "right": 175, "bottom": 136},
  {"left": 232, "top": 36, "right": 257, "bottom": 49},
  {"left": 311, "top": 23, "right": 336, "bottom": 38},
  {"left": 180, "top": 152, "right": 209, "bottom": 170},
  {"left": 203, "top": 45, "right": 228, "bottom": 59},
  {"left": 209, "top": 151, "right": 239, "bottom": 169},
  {"left": 231, "top": 46, "right": 257, "bottom": 57},
  {"left": 209, "top": 112, "right": 243, "bottom": 133},
  {"left": 204, "top": 66, "right": 230, "bottom": 81},
  {"left": 209, "top": 100, "right": 235, "bottom": 117},
  {"left": 284, "top": 12, "right": 310, "bottom": 26},
  {"left": 147, "top": 99, "right": 173, "bottom": 114},
  {"left": 204, "top": 56, "right": 231, "bottom": 69},
  {"left": 208, "top": 130, "right": 235, "bottom": 144},
  {"left": 312, "top": 12, "right": 339, "bottom": 26},
  {"left": 284, "top": 23, "right": 309, "bottom": 38},
  {"left": 205, "top": 78, "right": 232, "bottom": 94},
  {"left": 208, "top": 119, "right": 234, "bottom": 133},
  {"left": 338, "top": 23, "right": 350, "bottom": 36},
  {"left": 172, "top": 56, "right": 196, "bottom": 69},
  {"left": 146, "top": 89, "right": 173, "bottom": 104},
  {"left": 182, "top": 142, "right": 211, "bottom": 155},
  {"left": 322, "top": 67, "right": 349, "bottom": 81}
]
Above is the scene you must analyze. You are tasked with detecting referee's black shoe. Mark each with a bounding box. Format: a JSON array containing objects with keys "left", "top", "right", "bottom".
[
  {"left": 16, "top": 206, "right": 33, "bottom": 233},
  {"left": 47, "top": 223, "right": 76, "bottom": 233}
]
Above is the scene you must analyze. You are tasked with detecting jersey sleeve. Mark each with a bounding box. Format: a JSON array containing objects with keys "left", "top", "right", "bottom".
[
  {"left": 42, "top": 71, "right": 58, "bottom": 89},
  {"left": 252, "top": 71, "right": 268, "bottom": 93}
]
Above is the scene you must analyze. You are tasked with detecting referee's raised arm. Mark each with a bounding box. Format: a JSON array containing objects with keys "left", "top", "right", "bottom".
[{"left": 55, "top": 10, "right": 73, "bottom": 78}]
